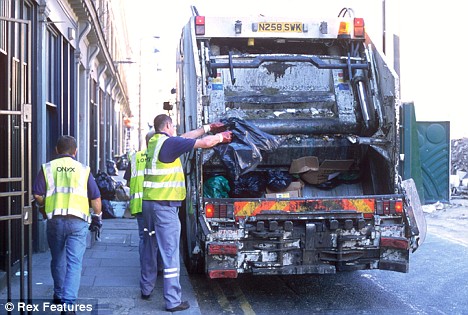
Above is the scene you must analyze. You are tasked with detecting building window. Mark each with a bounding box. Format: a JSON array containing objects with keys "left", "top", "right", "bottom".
[
  {"left": 46, "top": 26, "right": 59, "bottom": 107},
  {"left": 45, "top": 23, "right": 75, "bottom": 145}
]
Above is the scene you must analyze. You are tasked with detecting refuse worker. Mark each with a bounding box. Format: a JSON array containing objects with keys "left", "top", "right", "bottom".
[
  {"left": 123, "top": 129, "right": 160, "bottom": 295},
  {"left": 141, "top": 114, "right": 231, "bottom": 312},
  {"left": 32, "top": 135, "right": 102, "bottom": 314}
]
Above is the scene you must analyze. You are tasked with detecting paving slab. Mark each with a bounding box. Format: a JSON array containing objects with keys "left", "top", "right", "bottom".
[{"left": 0, "top": 217, "right": 200, "bottom": 315}]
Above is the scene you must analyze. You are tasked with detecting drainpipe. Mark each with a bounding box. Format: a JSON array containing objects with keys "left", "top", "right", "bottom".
[
  {"left": 96, "top": 64, "right": 107, "bottom": 171},
  {"left": 87, "top": 44, "right": 100, "bottom": 173},
  {"left": 75, "top": 21, "right": 91, "bottom": 165},
  {"left": 110, "top": 80, "right": 119, "bottom": 156},
  {"left": 36, "top": 3, "right": 50, "bottom": 175},
  {"left": 104, "top": 77, "right": 114, "bottom": 163},
  {"left": 382, "top": 0, "right": 386, "bottom": 55}
]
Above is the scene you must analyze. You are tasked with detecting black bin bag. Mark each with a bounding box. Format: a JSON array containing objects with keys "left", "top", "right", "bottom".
[
  {"left": 106, "top": 159, "right": 118, "bottom": 176},
  {"left": 213, "top": 117, "right": 282, "bottom": 180},
  {"left": 95, "top": 170, "right": 117, "bottom": 200},
  {"left": 230, "top": 172, "right": 267, "bottom": 198},
  {"left": 266, "top": 169, "right": 293, "bottom": 192},
  {"left": 213, "top": 141, "right": 262, "bottom": 180},
  {"left": 101, "top": 199, "right": 116, "bottom": 219}
]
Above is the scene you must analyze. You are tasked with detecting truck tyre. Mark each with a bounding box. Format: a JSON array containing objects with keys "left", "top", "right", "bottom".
[{"left": 180, "top": 175, "right": 205, "bottom": 274}]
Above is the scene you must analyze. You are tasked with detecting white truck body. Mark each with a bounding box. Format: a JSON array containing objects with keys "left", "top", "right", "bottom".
[{"left": 174, "top": 9, "right": 426, "bottom": 278}]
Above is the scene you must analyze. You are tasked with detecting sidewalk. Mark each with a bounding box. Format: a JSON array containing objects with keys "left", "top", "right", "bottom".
[
  {"left": 0, "top": 169, "right": 201, "bottom": 314},
  {"left": 0, "top": 217, "right": 201, "bottom": 314}
]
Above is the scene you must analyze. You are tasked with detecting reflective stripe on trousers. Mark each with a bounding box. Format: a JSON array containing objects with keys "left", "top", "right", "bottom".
[{"left": 141, "top": 201, "right": 182, "bottom": 309}]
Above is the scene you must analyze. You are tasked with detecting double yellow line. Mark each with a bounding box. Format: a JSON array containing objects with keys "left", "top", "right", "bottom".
[{"left": 212, "top": 280, "right": 256, "bottom": 314}]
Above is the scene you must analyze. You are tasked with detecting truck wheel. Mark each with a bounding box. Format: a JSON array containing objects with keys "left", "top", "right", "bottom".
[{"left": 180, "top": 179, "right": 205, "bottom": 274}]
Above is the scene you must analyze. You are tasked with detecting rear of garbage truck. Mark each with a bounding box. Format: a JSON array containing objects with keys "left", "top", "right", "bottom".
[{"left": 174, "top": 8, "right": 426, "bottom": 279}]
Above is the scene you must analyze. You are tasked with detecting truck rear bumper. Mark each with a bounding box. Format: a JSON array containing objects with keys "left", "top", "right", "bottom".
[
  {"left": 204, "top": 215, "right": 411, "bottom": 278},
  {"left": 206, "top": 245, "right": 409, "bottom": 278}
]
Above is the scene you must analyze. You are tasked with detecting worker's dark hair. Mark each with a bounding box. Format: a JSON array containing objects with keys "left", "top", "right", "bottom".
[
  {"left": 56, "top": 135, "right": 77, "bottom": 154},
  {"left": 153, "top": 114, "right": 172, "bottom": 132}
]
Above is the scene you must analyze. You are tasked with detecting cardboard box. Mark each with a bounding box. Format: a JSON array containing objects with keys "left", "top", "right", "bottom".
[
  {"left": 289, "top": 156, "right": 354, "bottom": 185},
  {"left": 265, "top": 180, "right": 304, "bottom": 198}
]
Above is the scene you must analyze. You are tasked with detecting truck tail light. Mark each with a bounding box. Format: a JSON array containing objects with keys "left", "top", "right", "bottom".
[
  {"left": 205, "top": 203, "right": 214, "bottom": 218},
  {"left": 353, "top": 18, "right": 365, "bottom": 38},
  {"left": 394, "top": 200, "right": 403, "bottom": 213},
  {"left": 381, "top": 237, "right": 409, "bottom": 249},
  {"left": 208, "top": 270, "right": 238, "bottom": 279},
  {"left": 195, "top": 16, "right": 205, "bottom": 35},
  {"left": 375, "top": 199, "right": 404, "bottom": 215},
  {"left": 205, "top": 202, "right": 234, "bottom": 219},
  {"left": 208, "top": 243, "right": 238, "bottom": 255}
]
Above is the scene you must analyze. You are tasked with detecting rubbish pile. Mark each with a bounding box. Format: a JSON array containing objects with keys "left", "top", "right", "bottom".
[
  {"left": 450, "top": 138, "right": 468, "bottom": 197},
  {"left": 94, "top": 170, "right": 130, "bottom": 218}
]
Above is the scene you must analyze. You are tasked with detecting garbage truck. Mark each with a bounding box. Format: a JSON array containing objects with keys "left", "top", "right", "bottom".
[{"left": 173, "top": 7, "right": 426, "bottom": 279}]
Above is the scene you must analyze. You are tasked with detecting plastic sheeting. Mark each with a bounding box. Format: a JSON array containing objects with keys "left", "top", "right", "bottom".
[
  {"left": 203, "top": 176, "right": 230, "bottom": 198},
  {"left": 213, "top": 117, "right": 282, "bottom": 180}
]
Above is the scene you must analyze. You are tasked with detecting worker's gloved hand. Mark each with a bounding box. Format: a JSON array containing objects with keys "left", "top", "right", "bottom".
[
  {"left": 34, "top": 200, "right": 47, "bottom": 220},
  {"left": 209, "top": 122, "right": 228, "bottom": 134},
  {"left": 89, "top": 213, "right": 103, "bottom": 241},
  {"left": 217, "top": 131, "right": 233, "bottom": 144}
]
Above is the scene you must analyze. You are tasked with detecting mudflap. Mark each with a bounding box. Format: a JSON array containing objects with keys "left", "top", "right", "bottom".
[{"left": 402, "top": 178, "right": 427, "bottom": 252}]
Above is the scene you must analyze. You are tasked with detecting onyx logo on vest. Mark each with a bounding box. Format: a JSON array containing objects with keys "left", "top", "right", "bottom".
[
  {"left": 56, "top": 167, "right": 76, "bottom": 172},
  {"left": 137, "top": 154, "right": 149, "bottom": 163}
]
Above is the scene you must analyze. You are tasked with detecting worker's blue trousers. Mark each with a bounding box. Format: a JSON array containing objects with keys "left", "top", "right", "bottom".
[
  {"left": 47, "top": 216, "right": 88, "bottom": 306},
  {"left": 141, "top": 201, "right": 182, "bottom": 309}
]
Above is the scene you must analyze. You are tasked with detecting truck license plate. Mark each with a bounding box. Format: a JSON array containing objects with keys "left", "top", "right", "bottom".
[{"left": 258, "top": 22, "right": 303, "bottom": 32}]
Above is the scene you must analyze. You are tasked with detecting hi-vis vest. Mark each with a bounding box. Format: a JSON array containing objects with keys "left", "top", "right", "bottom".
[
  {"left": 143, "top": 133, "right": 186, "bottom": 201},
  {"left": 129, "top": 150, "right": 147, "bottom": 214},
  {"left": 43, "top": 157, "right": 91, "bottom": 222}
]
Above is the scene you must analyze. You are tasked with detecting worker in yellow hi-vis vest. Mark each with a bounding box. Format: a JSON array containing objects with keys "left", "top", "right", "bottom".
[
  {"left": 124, "top": 130, "right": 161, "bottom": 292},
  {"left": 32, "top": 135, "right": 102, "bottom": 310},
  {"left": 141, "top": 114, "right": 231, "bottom": 312}
]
